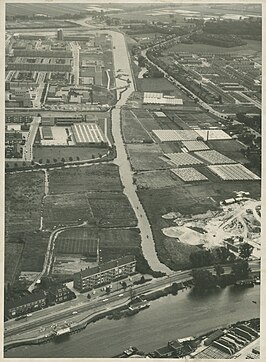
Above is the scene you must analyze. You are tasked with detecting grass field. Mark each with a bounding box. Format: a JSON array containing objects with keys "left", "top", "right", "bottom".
[
  {"left": 49, "top": 164, "right": 123, "bottom": 194},
  {"left": 5, "top": 171, "right": 44, "bottom": 233},
  {"left": 55, "top": 227, "right": 98, "bottom": 255},
  {"left": 6, "top": 3, "right": 88, "bottom": 17},
  {"left": 20, "top": 231, "right": 50, "bottom": 272},
  {"left": 33, "top": 146, "right": 110, "bottom": 164},
  {"left": 5, "top": 243, "right": 24, "bottom": 285},
  {"left": 127, "top": 143, "right": 169, "bottom": 171},
  {"left": 208, "top": 139, "right": 248, "bottom": 164},
  {"left": 88, "top": 192, "right": 138, "bottom": 228},
  {"left": 121, "top": 109, "right": 153, "bottom": 143},
  {"left": 43, "top": 193, "right": 94, "bottom": 229},
  {"left": 134, "top": 170, "right": 180, "bottom": 189}
]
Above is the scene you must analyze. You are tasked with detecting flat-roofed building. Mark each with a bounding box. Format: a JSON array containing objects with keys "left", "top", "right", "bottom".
[{"left": 73, "top": 255, "right": 136, "bottom": 292}]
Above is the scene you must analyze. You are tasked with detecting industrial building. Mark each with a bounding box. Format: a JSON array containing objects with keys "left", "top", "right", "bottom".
[
  {"left": 143, "top": 92, "right": 183, "bottom": 105},
  {"left": 72, "top": 123, "right": 108, "bottom": 145}
]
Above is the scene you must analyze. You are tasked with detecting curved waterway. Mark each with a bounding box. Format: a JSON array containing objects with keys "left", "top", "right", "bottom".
[{"left": 6, "top": 285, "right": 260, "bottom": 358}]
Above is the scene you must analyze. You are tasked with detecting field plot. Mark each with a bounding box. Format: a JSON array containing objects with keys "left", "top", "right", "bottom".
[
  {"left": 6, "top": 3, "right": 87, "bottom": 17},
  {"left": 208, "top": 164, "right": 260, "bottom": 180},
  {"left": 134, "top": 170, "right": 180, "bottom": 189},
  {"left": 43, "top": 193, "right": 94, "bottom": 229},
  {"left": 99, "top": 228, "right": 141, "bottom": 249},
  {"left": 88, "top": 192, "right": 138, "bottom": 227},
  {"left": 195, "top": 129, "right": 231, "bottom": 140},
  {"left": 121, "top": 109, "right": 153, "bottom": 143},
  {"left": 153, "top": 129, "right": 198, "bottom": 142},
  {"left": 127, "top": 144, "right": 170, "bottom": 171},
  {"left": 208, "top": 139, "right": 248, "bottom": 164},
  {"left": 194, "top": 150, "right": 236, "bottom": 165},
  {"left": 33, "top": 145, "right": 109, "bottom": 163},
  {"left": 49, "top": 164, "right": 122, "bottom": 194},
  {"left": 171, "top": 167, "right": 208, "bottom": 182},
  {"left": 19, "top": 231, "right": 50, "bottom": 273},
  {"left": 182, "top": 140, "right": 209, "bottom": 151},
  {"left": 5, "top": 171, "right": 44, "bottom": 233},
  {"left": 5, "top": 243, "right": 24, "bottom": 285},
  {"left": 165, "top": 153, "right": 203, "bottom": 167},
  {"left": 55, "top": 227, "right": 98, "bottom": 255}
]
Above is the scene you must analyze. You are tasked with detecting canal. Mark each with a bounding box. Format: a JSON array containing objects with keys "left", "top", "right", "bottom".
[{"left": 5, "top": 285, "right": 260, "bottom": 358}]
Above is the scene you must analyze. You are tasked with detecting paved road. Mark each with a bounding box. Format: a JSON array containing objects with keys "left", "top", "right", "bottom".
[{"left": 5, "top": 260, "right": 260, "bottom": 344}]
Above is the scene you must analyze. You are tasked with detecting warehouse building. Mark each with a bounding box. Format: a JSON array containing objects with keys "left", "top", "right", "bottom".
[
  {"left": 72, "top": 123, "right": 108, "bottom": 145},
  {"left": 143, "top": 92, "right": 183, "bottom": 105}
]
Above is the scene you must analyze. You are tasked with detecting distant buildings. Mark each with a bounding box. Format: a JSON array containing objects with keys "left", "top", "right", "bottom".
[
  {"left": 73, "top": 255, "right": 136, "bottom": 292},
  {"left": 143, "top": 92, "right": 183, "bottom": 105},
  {"left": 57, "top": 28, "right": 64, "bottom": 41}
]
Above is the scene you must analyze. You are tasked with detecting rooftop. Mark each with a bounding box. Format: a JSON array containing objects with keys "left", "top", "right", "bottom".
[{"left": 75, "top": 255, "right": 135, "bottom": 278}]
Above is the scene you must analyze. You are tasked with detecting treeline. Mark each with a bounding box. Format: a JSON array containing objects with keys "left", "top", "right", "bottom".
[
  {"left": 204, "top": 19, "right": 262, "bottom": 39},
  {"left": 189, "top": 247, "right": 235, "bottom": 268},
  {"left": 190, "top": 33, "right": 246, "bottom": 48},
  {"left": 192, "top": 259, "right": 252, "bottom": 290}
]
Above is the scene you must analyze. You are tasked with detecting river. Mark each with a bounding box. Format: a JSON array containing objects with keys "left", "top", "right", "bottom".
[{"left": 5, "top": 285, "right": 260, "bottom": 358}]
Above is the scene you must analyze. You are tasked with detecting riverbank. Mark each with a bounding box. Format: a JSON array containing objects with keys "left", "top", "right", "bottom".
[{"left": 5, "top": 284, "right": 260, "bottom": 358}]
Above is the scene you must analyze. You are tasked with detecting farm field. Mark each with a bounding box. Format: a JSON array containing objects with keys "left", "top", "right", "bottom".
[
  {"left": 49, "top": 164, "right": 123, "bottom": 194},
  {"left": 5, "top": 171, "right": 44, "bottom": 233},
  {"left": 87, "top": 192, "right": 138, "bottom": 228},
  {"left": 43, "top": 193, "right": 94, "bottom": 229},
  {"left": 5, "top": 243, "right": 24, "bottom": 285},
  {"left": 121, "top": 109, "right": 153, "bottom": 143},
  {"left": 19, "top": 231, "right": 51, "bottom": 273},
  {"left": 55, "top": 227, "right": 98, "bottom": 255},
  {"left": 126, "top": 143, "right": 170, "bottom": 171},
  {"left": 134, "top": 170, "right": 180, "bottom": 190},
  {"left": 208, "top": 139, "right": 248, "bottom": 164},
  {"left": 33, "top": 146, "right": 110, "bottom": 164},
  {"left": 6, "top": 3, "right": 88, "bottom": 17}
]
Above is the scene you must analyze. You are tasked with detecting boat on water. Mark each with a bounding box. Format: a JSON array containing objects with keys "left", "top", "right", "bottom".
[
  {"left": 128, "top": 301, "right": 150, "bottom": 312},
  {"left": 235, "top": 280, "right": 254, "bottom": 287}
]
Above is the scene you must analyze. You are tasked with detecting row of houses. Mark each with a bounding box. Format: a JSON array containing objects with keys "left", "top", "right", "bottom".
[{"left": 5, "top": 284, "right": 75, "bottom": 319}]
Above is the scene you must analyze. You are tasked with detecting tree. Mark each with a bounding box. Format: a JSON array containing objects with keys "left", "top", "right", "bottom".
[
  {"left": 121, "top": 281, "right": 127, "bottom": 289},
  {"left": 46, "top": 159, "right": 50, "bottom": 164},
  {"left": 87, "top": 293, "right": 91, "bottom": 299},
  {"left": 140, "top": 275, "right": 145, "bottom": 284},
  {"left": 53, "top": 158, "right": 57, "bottom": 163},
  {"left": 192, "top": 269, "right": 217, "bottom": 290},
  {"left": 231, "top": 260, "right": 250, "bottom": 280},
  {"left": 69, "top": 157, "right": 73, "bottom": 162},
  {"left": 61, "top": 158, "right": 65, "bottom": 163},
  {"left": 214, "top": 264, "right": 224, "bottom": 277},
  {"left": 76, "top": 156, "right": 80, "bottom": 161},
  {"left": 239, "top": 243, "right": 254, "bottom": 259},
  {"left": 171, "top": 282, "right": 179, "bottom": 295}
]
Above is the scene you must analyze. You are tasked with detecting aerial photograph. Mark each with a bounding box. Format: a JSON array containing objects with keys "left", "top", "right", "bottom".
[{"left": 4, "top": 1, "right": 262, "bottom": 359}]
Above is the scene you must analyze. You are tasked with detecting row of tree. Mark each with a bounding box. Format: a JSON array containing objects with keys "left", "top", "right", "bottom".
[
  {"left": 189, "top": 244, "right": 254, "bottom": 269},
  {"left": 192, "top": 259, "right": 252, "bottom": 290}
]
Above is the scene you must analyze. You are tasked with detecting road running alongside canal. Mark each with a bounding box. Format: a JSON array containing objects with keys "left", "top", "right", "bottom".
[{"left": 5, "top": 285, "right": 260, "bottom": 358}]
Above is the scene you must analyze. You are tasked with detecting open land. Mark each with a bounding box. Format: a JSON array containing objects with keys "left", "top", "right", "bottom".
[
  {"left": 49, "top": 164, "right": 123, "bottom": 194},
  {"left": 33, "top": 146, "right": 110, "bottom": 163},
  {"left": 5, "top": 171, "right": 44, "bottom": 233}
]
